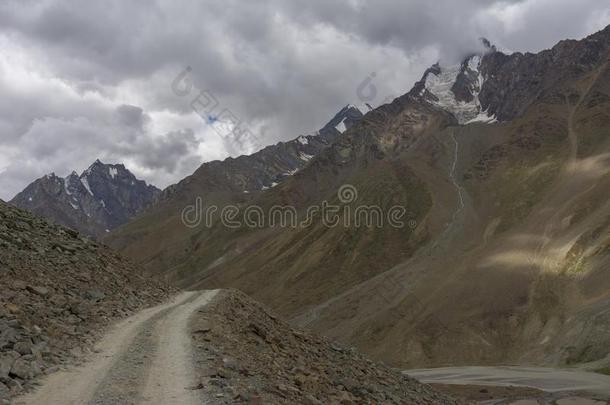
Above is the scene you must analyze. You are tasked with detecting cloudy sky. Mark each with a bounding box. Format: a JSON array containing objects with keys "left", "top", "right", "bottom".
[{"left": 0, "top": 0, "right": 608, "bottom": 199}]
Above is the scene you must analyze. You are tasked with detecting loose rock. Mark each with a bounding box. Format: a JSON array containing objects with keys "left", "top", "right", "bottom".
[
  {"left": 0, "top": 200, "right": 176, "bottom": 400},
  {"left": 190, "top": 290, "right": 461, "bottom": 404}
]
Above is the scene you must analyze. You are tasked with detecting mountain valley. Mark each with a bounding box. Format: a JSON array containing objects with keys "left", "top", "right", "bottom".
[
  {"left": 2, "top": 12, "right": 610, "bottom": 404},
  {"left": 109, "top": 26, "right": 610, "bottom": 370}
]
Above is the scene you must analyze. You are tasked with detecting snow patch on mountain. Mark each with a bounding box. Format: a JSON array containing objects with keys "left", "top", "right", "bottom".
[
  {"left": 465, "top": 109, "right": 498, "bottom": 124},
  {"left": 335, "top": 119, "right": 347, "bottom": 133},
  {"left": 347, "top": 104, "right": 372, "bottom": 114},
  {"left": 423, "top": 56, "right": 491, "bottom": 124},
  {"left": 468, "top": 55, "right": 481, "bottom": 72},
  {"left": 63, "top": 179, "right": 72, "bottom": 196},
  {"left": 299, "top": 152, "right": 314, "bottom": 161},
  {"left": 80, "top": 176, "right": 94, "bottom": 196},
  {"left": 109, "top": 167, "right": 118, "bottom": 179}
]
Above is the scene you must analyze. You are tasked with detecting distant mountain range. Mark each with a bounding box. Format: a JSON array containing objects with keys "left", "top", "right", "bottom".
[
  {"left": 161, "top": 104, "right": 364, "bottom": 201},
  {"left": 10, "top": 104, "right": 364, "bottom": 238},
  {"left": 10, "top": 160, "right": 161, "bottom": 238}
]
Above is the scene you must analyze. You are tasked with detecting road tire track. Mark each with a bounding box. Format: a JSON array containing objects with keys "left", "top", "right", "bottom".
[{"left": 16, "top": 290, "right": 218, "bottom": 405}]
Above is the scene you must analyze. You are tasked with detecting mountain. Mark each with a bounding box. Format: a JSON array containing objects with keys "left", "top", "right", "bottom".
[
  {"left": 0, "top": 199, "right": 173, "bottom": 400},
  {"left": 10, "top": 160, "right": 161, "bottom": 239},
  {"left": 109, "top": 104, "right": 365, "bottom": 272},
  {"left": 409, "top": 42, "right": 492, "bottom": 124},
  {"left": 109, "top": 25, "right": 610, "bottom": 370},
  {"left": 161, "top": 104, "right": 364, "bottom": 200},
  {"left": 10, "top": 103, "right": 362, "bottom": 242}
]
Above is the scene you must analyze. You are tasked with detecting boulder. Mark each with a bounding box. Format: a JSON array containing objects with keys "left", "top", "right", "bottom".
[
  {"left": 10, "top": 358, "right": 33, "bottom": 380},
  {"left": 5, "top": 377, "right": 22, "bottom": 394},
  {"left": 49, "top": 294, "right": 67, "bottom": 307},
  {"left": 0, "top": 325, "right": 17, "bottom": 348},
  {"left": 0, "top": 352, "right": 19, "bottom": 378},
  {"left": 84, "top": 290, "right": 105, "bottom": 302},
  {"left": 9, "top": 358, "right": 41, "bottom": 381},
  {"left": 0, "top": 381, "right": 9, "bottom": 400},
  {"left": 13, "top": 340, "right": 33, "bottom": 356},
  {"left": 26, "top": 285, "right": 49, "bottom": 297}
]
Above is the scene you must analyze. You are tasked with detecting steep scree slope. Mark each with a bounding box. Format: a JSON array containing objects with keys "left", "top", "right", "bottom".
[
  {"left": 190, "top": 289, "right": 460, "bottom": 404},
  {"left": 0, "top": 200, "right": 173, "bottom": 401}
]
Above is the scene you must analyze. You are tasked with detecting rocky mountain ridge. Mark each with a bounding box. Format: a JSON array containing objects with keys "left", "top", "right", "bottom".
[
  {"left": 160, "top": 104, "right": 364, "bottom": 201},
  {"left": 10, "top": 105, "right": 364, "bottom": 241},
  {"left": 409, "top": 26, "right": 610, "bottom": 124},
  {"left": 11, "top": 160, "right": 161, "bottom": 239}
]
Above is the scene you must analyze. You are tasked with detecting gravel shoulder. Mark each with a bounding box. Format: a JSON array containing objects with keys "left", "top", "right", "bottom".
[{"left": 14, "top": 290, "right": 218, "bottom": 405}]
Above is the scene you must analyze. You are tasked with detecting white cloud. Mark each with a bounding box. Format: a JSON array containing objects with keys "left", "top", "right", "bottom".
[{"left": 0, "top": 0, "right": 607, "bottom": 200}]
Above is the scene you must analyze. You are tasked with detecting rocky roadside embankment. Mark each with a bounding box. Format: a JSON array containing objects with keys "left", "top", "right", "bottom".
[
  {"left": 0, "top": 200, "right": 175, "bottom": 402},
  {"left": 190, "top": 290, "right": 461, "bottom": 404}
]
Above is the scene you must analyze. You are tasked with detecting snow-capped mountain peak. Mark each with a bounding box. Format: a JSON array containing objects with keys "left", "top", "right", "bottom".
[
  {"left": 410, "top": 39, "right": 500, "bottom": 124},
  {"left": 10, "top": 160, "right": 160, "bottom": 238},
  {"left": 420, "top": 55, "right": 495, "bottom": 124}
]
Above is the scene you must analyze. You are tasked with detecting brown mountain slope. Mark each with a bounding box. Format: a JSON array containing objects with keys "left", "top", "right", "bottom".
[
  {"left": 295, "top": 53, "right": 610, "bottom": 368},
  {"left": 191, "top": 289, "right": 460, "bottom": 404},
  {"left": 108, "top": 27, "right": 610, "bottom": 369},
  {"left": 110, "top": 98, "right": 455, "bottom": 308}
]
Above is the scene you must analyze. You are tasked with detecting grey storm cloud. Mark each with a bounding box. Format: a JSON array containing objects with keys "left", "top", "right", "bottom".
[
  {"left": 115, "top": 105, "right": 149, "bottom": 130},
  {"left": 0, "top": 0, "right": 608, "bottom": 199}
]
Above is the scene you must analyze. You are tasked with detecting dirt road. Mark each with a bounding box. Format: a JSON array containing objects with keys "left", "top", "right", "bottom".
[{"left": 15, "top": 290, "right": 218, "bottom": 405}]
